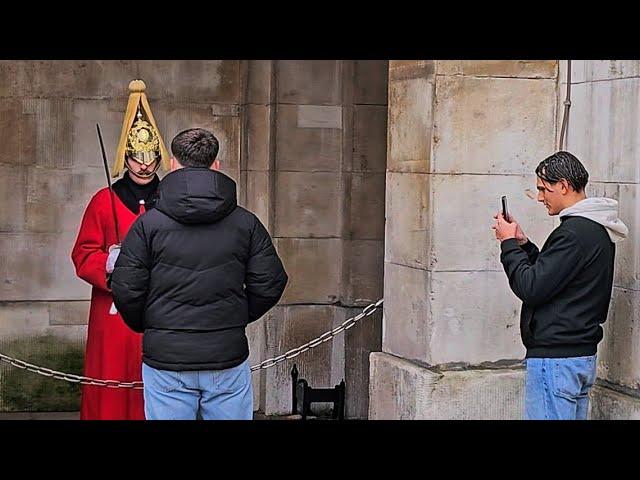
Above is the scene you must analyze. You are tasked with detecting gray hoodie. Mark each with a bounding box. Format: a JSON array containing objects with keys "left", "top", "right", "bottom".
[{"left": 559, "top": 197, "right": 628, "bottom": 243}]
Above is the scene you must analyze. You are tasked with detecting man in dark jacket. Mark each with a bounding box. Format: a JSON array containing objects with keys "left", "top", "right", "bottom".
[
  {"left": 493, "top": 151, "right": 627, "bottom": 420},
  {"left": 111, "top": 128, "right": 288, "bottom": 420}
]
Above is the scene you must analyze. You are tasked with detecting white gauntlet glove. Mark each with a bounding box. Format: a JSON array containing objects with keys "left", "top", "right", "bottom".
[{"left": 106, "top": 244, "right": 121, "bottom": 274}]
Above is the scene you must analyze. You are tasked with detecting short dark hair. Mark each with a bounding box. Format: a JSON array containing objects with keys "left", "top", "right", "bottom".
[
  {"left": 171, "top": 128, "right": 220, "bottom": 168},
  {"left": 535, "top": 151, "right": 589, "bottom": 192}
]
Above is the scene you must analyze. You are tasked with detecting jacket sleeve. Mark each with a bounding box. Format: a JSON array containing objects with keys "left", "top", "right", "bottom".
[
  {"left": 71, "top": 192, "right": 110, "bottom": 292},
  {"left": 500, "top": 232, "right": 585, "bottom": 307},
  {"left": 521, "top": 239, "right": 540, "bottom": 264},
  {"left": 111, "top": 219, "right": 151, "bottom": 333},
  {"left": 245, "top": 217, "right": 288, "bottom": 323}
]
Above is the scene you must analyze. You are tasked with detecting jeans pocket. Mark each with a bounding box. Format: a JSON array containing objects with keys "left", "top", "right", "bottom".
[
  {"left": 147, "top": 367, "right": 183, "bottom": 393},
  {"left": 217, "top": 361, "right": 249, "bottom": 394},
  {"left": 552, "top": 357, "right": 593, "bottom": 400}
]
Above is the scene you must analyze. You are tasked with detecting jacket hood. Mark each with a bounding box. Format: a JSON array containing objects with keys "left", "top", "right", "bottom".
[
  {"left": 560, "top": 197, "right": 628, "bottom": 243},
  {"left": 155, "top": 167, "right": 237, "bottom": 225}
]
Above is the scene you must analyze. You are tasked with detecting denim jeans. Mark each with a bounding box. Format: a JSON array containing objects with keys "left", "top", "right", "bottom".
[
  {"left": 525, "top": 355, "right": 597, "bottom": 420},
  {"left": 142, "top": 359, "right": 253, "bottom": 420}
]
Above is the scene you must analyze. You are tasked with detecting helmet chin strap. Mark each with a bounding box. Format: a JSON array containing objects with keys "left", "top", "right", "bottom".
[{"left": 125, "top": 157, "right": 161, "bottom": 179}]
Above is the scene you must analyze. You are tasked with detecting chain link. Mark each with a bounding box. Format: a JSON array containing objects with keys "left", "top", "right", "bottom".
[
  {"left": 0, "top": 353, "right": 144, "bottom": 390},
  {"left": 0, "top": 298, "right": 383, "bottom": 387},
  {"left": 249, "top": 298, "right": 383, "bottom": 372}
]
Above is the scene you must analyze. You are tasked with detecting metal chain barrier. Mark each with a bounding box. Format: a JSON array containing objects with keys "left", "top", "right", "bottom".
[
  {"left": 250, "top": 298, "right": 383, "bottom": 372},
  {"left": 0, "top": 352, "right": 144, "bottom": 389},
  {"left": 0, "top": 298, "right": 383, "bottom": 389}
]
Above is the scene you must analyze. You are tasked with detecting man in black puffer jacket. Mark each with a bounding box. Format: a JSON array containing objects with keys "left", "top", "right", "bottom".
[{"left": 111, "top": 128, "right": 288, "bottom": 420}]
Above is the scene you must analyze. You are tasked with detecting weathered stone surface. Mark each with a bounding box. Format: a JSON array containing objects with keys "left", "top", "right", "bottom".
[
  {"left": 369, "top": 352, "right": 525, "bottom": 419},
  {"left": 382, "top": 265, "right": 525, "bottom": 366},
  {"left": 25, "top": 98, "right": 74, "bottom": 169},
  {"left": 437, "top": 60, "right": 557, "bottom": 78},
  {"left": 297, "top": 105, "right": 342, "bottom": 129},
  {"left": 136, "top": 60, "right": 240, "bottom": 103},
  {"left": 244, "top": 171, "right": 271, "bottom": 231},
  {"left": 598, "top": 287, "right": 640, "bottom": 390},
  {"left": 428, "top": 271, "right": 526, "bottom": 365},
  {"left": 387, "top": 77, "right": 433, "bottom": 173},
  {"left": 275, "top": 105, "right": 342, "bottom": 172},
  {"left": 381, "top": 262, "right": 431, "bottom": 363},
  {"left": 354, "top": 61, "right": 389, "bottom": 105},
  {"left": 0, "top": 61, "right": 20, "bottom": 97},
  {"left": 0, "top": 232, "right": 90, "bottom": 301},
  {"left": 275, "top": 238, "right": 342, "bottom": 305},
  {"left": 25, "top": 167, "right": 97, "bottom": 234},
  {"left": 590, "top": 384, "right": 640, "bottom": 419},
  {"left": 353, "top": 105, "right": 387, "bottom": 173},
  {"left": 17, "top": 60, "right": 136, "bottom": 98},
  {"left": 0, "top": 164, "right": 26, "bottom": 231},
  {"left": 0, "top": 302, "right": 50, "bottom": 336},
  {"left": 563, "top": 60, "right": 640, "bottom": 84},
  {"left": 345, "top": 240, "right": 384, "bottom": 306},
  {"left": 245, "top": 104, "right": 272, "bottom": 171},
  {"left": 0, "top": 99, "right": 37, "bottom": 166},
  {"left": 345, "top": 308, "right": 382, "bottom": 419},
  {"left": 432, "top": 75, "right": 557, "bottom": 175},
  {"left": 48, "top": 301, "right": 90, "bottom": 326},
  {"left": 0, "top": 302, "right": 89, "bottom": 338},
  {"left": 564, "top": 79, "right": 640, "bottom": 183},
  {"left": 350, "top": 173, "right": 385, "bottom": 240},
  {"left": 247, "top": 60, "right": 274, "bottom": 105},
  {"left": 384, "top": 172, "right": 430, "bottom": 269},
  {"left": 274, "top": 172, "right": 343, "bottom": 238},
  {"left": 276, "top": 61, "right": 341, "bottom": 105},
  {"left": 389, "top": 61, "right": 435, "bottom": 82}
]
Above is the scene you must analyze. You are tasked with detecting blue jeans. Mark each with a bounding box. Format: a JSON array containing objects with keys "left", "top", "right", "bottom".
[
  {"left": 525, "top": 355, "right": 597, "bottom": 420},
  {"left": 142, "top": 360, "right": 253, "bottom": 420}
]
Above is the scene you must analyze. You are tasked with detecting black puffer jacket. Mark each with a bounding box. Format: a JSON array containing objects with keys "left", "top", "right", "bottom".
[{"left": 111, "top": 167, "right": 288, "bottom": 371}]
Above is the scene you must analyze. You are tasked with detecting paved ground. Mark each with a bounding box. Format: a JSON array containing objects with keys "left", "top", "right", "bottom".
[
  {"left": 0, "top": 411, "right": 80, "bottom": 420},
  {"left": 0, "top": 411, "right": 325, "bottom": 420}
]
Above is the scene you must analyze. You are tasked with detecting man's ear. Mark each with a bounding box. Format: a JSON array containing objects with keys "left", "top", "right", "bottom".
[
  {"left": 211, "top": 160, "right": 221, "bottom": 171},
  {"left": 559, "top": 179, "right": 570, "bottom": 195}
]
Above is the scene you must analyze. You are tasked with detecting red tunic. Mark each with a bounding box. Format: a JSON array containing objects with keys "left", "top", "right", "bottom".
[{"left": 71, "top": 188, "right": 145, "bottom": 420}]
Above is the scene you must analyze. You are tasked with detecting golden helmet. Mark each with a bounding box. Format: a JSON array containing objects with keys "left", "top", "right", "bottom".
[{"left": 112, "top": 79, "right": 170, "bottom": 177}]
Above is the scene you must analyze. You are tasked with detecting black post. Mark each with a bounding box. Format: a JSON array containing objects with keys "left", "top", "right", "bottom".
[
  {"left": 337, "top": 379, "right": 345, "bottom": 420},
  {"left": 291, "top": 364, "right": 298, "bottom": 415}
]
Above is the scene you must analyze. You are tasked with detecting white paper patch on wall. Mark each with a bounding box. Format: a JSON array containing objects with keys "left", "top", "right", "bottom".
[{"left": 297, "top": 105, "right": 342, "bottom": 129}]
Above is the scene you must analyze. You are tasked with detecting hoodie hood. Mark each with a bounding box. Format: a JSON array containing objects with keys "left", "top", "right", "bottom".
[
  {"left": 155, "top": 167, "right": 237, "bottom": 225},
  {"left": 560, "top": 197, "right": 628, "bottom": 243}
]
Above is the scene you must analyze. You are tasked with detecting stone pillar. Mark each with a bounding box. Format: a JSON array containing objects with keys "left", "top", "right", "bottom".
[
  {"left": 370, "top": 60, "right": 558, "bottom": 419},
  {"left": 558, "top": 60, "right": 640, "bottom": 418}
]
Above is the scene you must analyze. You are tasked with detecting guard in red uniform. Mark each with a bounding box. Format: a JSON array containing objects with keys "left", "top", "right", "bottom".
[{"left": 71, "top": 79, "right": 170, "bottom": 419}]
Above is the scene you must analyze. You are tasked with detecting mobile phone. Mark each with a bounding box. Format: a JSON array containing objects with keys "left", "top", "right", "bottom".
[{"left": 501, "top": 195, "right": 510, "bottom": 222}]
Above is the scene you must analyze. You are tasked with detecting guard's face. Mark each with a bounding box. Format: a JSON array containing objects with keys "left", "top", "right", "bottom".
[{"left": 126, "top": 155, "right": 158, "bottom": 179}]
